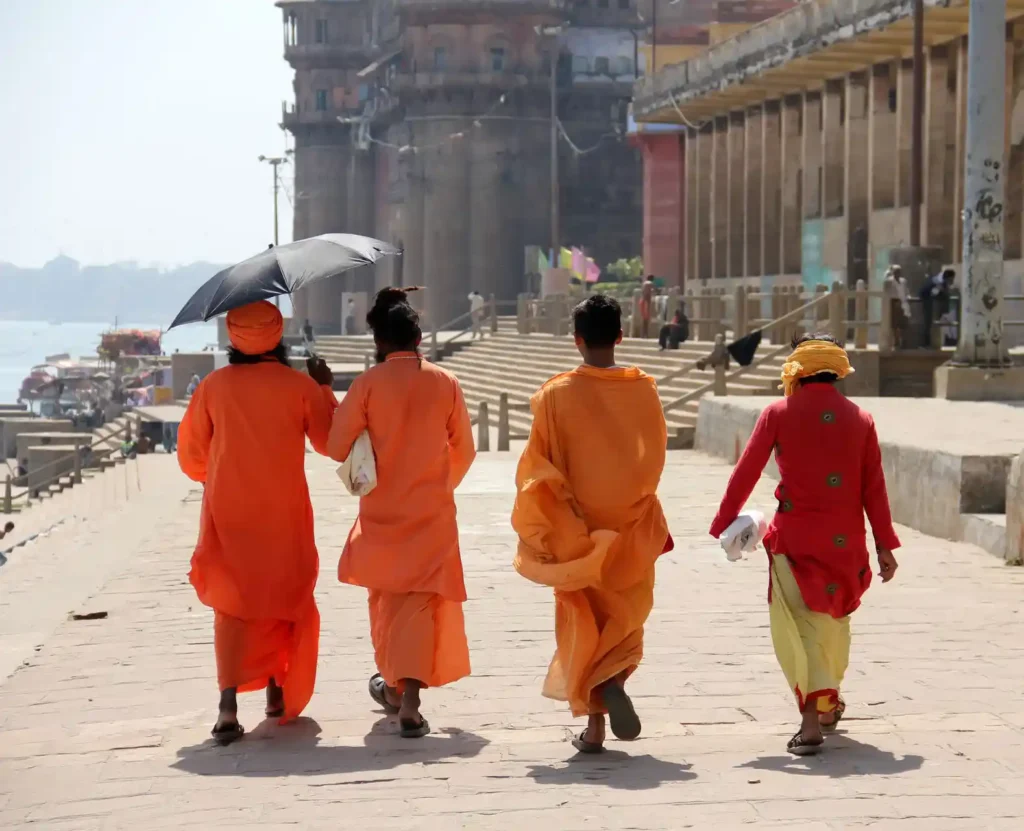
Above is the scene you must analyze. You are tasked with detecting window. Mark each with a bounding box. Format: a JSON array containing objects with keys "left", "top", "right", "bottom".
[
  {"left": 490, "top": 47, "right": 506, "bottom": 72},
  {"left": 594, "top": 56, "right": 611, "bottom": 75},
  {"left": 618, "top": 0, "right": 631, "bottom": 8},
  {"left": 572, "top": 55, "right": 590, "bottom": 74},
  {"left": 315, "top": 89, "right": 328, "bottom": 111},
  {"left": 614, "top": 56, "right": 633, "bottom": 77},
  {"left": 433, "top": 46, "right": 447, "bottom": 72},
  {"left": 315, "top": 19, "right": 328, "bottom": 44}
]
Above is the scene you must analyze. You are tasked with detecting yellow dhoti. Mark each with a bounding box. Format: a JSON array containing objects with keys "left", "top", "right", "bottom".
[
  {"left": 769, "top": 555, "right": 849, "bottom": 714},
  {"left": 367, "top": 590, "right": 471, "bottom": 694}
]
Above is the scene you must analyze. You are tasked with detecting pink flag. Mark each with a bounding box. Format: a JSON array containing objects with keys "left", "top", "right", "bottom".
[
  {"left": 571, "top": 247, "right": 586, "bottom": 280},
  {"left": 585, "top": 257, "right": 601, "bottom": 283}
]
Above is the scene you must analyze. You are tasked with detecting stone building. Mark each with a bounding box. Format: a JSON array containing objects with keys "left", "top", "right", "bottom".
[
  {"left": 278, "top": 0, "right": 648, "bottom": 332},
  {"left": 631, "top": 0, "right": 1024, "bottom": 342}
]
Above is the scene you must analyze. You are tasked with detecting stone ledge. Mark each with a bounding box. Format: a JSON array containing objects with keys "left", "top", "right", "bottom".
[{"left": 695, "top": 395, "right": 1024, "bottom": 554}]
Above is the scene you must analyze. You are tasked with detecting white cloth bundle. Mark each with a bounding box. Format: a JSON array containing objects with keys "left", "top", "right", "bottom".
[
  {"left": 336, "top": 430, "right": 377, "bottom": 497},
  {"left": 718, "top": 511, "right": 768, "bottom": 561}
]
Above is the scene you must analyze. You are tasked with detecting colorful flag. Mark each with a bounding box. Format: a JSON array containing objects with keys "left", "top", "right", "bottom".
[
  {"left": 559, "top": 247, "right": 573, "bottom": 272},
  {"left": 537, "top": 248, "right": 550, "bottom": 271},
  {"left": 571, "top": 248, "right": 586, "bottom": 281},
  {"left": 585, "top": 257, "right": 601, "bottom": 283}
]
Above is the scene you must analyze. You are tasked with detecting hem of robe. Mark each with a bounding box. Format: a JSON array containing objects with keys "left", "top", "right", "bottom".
[
  {"left": 368, "top": 590, "right": 471, "bottom": 693},
  {"left": 213, "top": 601, "right": 320, "bottom": 723},
  {"left": 795, "top": 685, "right": 841, "bottom": 715},
  {"left": 544, "top": 658, "right": 642, "bottom": 718}
]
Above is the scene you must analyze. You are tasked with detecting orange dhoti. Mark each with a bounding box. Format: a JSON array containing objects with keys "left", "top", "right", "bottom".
[
  {"left": 367, "top": 590, "right": 470, "bottom": 693},
  {"left": 213, "top": 602, "right": 321, "bottom": 720},
  {"left": 545, "top": 569, "right": 655, "bottom": 717}
]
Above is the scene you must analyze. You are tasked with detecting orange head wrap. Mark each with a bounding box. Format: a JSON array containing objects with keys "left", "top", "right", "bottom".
[
  {"left": 226, "top": 300, "right": 284, "bottom": 355},
  {"left": 779, "top": 340, "right": 854, "bottom": 397}
]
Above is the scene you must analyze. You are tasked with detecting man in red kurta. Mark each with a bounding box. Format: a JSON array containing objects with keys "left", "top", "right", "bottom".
[{"left": 709, "top": 334, "right": 900, "bottom": 755}]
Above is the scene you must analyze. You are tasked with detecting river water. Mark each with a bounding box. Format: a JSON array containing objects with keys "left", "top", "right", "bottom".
[{"left": 0, "top": 321, "right": 217, "bottom": 404}]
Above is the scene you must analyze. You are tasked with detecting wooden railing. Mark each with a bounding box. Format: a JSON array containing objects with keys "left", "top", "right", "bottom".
[{"left": 3, "top": 418, "right": 138, "bottom": 513}]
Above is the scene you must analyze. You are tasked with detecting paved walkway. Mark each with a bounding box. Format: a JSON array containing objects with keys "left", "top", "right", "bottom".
[{"left": 2, "top": 452, "right": 1024, "bottom": 830}]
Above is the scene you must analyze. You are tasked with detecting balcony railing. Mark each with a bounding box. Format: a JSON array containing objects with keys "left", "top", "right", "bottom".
[{"left": 281, "top": 102, "right": 367, "bottom": 127}]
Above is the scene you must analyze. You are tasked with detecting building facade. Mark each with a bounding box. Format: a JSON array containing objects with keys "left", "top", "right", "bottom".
[
  {"left": 279, "top": 0, "right": 650, "bottom": 332},
  {"left": 632, "top": 0, "right": 1024, "bottom": 324}
]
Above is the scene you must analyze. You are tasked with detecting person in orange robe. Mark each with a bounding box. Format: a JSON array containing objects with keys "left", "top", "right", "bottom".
[
  {"left": 511, "top": 295, "right": 672, "bottom": 753},
  {"left": 177, "top": 300, "right": 337, "bottom": 744},
  {"left": 326, "top": 288, "right": 475, "bottom": 738}
]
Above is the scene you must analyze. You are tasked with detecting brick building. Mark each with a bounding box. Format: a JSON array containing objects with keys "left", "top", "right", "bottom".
[{"left": 278, "top": 0, "right": 650, "bottom": 332}]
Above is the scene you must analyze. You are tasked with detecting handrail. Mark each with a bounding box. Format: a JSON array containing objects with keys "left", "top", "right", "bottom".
[{"left": 4, "top": 419, "right": 135, "bottom": 510}]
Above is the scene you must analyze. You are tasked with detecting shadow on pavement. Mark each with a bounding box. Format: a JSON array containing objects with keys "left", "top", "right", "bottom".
[
  {"left": 738, "top": 735, "right": 924, "bottom": 778},
  {"left": 526, "top": 750, "right": 697, "bottom": 790},
  {"left": 172, "top": 717, "right": 490, "bottom": 777}
]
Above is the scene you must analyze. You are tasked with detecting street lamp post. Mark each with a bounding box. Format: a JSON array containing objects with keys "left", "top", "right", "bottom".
[{"left": 258, "top": 155, "right": 289, "bottom": 307}]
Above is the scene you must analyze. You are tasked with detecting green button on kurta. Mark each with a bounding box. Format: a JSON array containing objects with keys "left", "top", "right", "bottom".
[
  {"left": 821, "top": 411, "right": 836, "bottom": 424},
  {"left": 827, "top": 473, "right": 842, "bottom": 488}
]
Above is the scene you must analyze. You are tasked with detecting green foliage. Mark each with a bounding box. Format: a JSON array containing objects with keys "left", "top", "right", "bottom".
[{"left": 604, "top": 257, "right": 644, "bottom": 283}]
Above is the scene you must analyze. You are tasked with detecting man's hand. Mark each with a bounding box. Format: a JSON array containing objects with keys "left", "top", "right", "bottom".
[
  {"left": 307, "top": 356, "right": 334, "bottom": 388},
  {"left": 877, "top": 548, "right": 898, "bottom": 583}
]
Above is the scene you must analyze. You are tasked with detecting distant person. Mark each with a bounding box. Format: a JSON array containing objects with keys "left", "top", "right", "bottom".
[
  {"left": 884, "top": 266, "right": 911, "bottom": 349},
  {"left": 919, "top": 268, "right": 955, "bottom": 348},
  {"left": 512, "top": 295, "right": 672, "bottom": 753},
  {"left": 186, "top": 374, "right": 201, "bottom": 398},
  {"left": 302, "top": 318, "right": 316, "bottom": 345},
  {"left": 178, "top": 300, "right": 337, "bottom": 744},
  {"left": 638, "top": 277, "right": 655, "bottom": 339},
  {"left": 344, "top": 300, "right": 357, "bottom": 336},
  {"left": 658, "top": 306, "right": 690, "bottom": 351},
  {"left": 468, "top": 290, "right": 485, "bottom": 339},
  {"left": 0, "top": 521, "right": 14, "bottom": 540}
]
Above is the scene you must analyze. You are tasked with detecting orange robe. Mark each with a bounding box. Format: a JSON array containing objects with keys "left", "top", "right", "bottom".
[
  {"left": 512, "top": 365, "right": 671, "bottom": 717},
  {"left": 327, "top": 352, "right": 475, "bottom": 692},
  {"left": 178, "top": 361, "right": 337, "bottom": 721}
]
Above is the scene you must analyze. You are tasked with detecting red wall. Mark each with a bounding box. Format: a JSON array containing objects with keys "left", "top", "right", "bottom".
[{"left": 639, "top": 133, "right": 685, "bottom": 288}]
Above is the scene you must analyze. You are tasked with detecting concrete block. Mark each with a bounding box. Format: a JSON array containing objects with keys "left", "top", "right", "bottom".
[
  {"left": 0, "top": 418, "right": 74, "bottom": 459},
  {"left": 934, "top": 364, "right": 1024, "bottom": 401},
  {"left": 1005, "top": 450, "right": 1024, "bottom": 565},
  {"left": 15, "top": 433, "right": 92, "bottom": 468},
  {"left": 170, "top": 353, "right": 216, "bottom": 400},
  {"left": 27, "top": 446, "right": 77, "bottom": 494}
]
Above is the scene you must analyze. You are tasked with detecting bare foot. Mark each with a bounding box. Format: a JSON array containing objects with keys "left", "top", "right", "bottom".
[
  {"left": 582, "top": 713, "right": 606, "bottom": 747},
  {"left": 266, "top": 677, "right": 285, "bottom": 717}
]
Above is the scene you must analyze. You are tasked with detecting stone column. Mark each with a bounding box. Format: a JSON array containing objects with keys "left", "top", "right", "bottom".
[
  {"left": 727, "top": 111, "right": 746, "bottom": 279},
  {"left": 822, "top": 79, "right": 845, "bottom": 218},
  {"left": 924, "top": 45, "right": 951, "bottom": 260},
  {"left": 713, "top": 117, "right": 729, "bottom": 279},
  {"left": 761, "top": 101, "right": 781, "bottom": 277},
  {"left": 780, "top": 95, "right": 803, "bottom": 274},
  {"left": 697, "top": 124, "right": 714, "bottom": 280},
  {"left": 1004, "top": 35, "right": 1024, "bottom": 261},
  {"left": 953, "top": 37, "right": 969, "bottom": 262},
  {"left": 802, "top": 91, "right": 822, "bottom": 220},
  {"left": 895, "top": 58, "right": 915, "bottom": 208},
  {"left": 845, "top": 72, "right": 870, "bottom": 287},
  {"left": 869, "top": 63, "right": 896, "bottom": 212},
  {"left": 745, "top": 105, "right": 764, "bottom": 279},
  {"left": 685, "top": 129, "right": 699, "bottom": 283}
]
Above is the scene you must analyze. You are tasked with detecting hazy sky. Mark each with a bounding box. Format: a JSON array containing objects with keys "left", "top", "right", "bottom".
[{"left": 0, "top": 0, "right": 295, "bottom": 268}]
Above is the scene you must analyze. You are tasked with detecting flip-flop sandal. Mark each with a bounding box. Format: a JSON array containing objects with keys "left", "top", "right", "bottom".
[
  {"left": 399, "top": 717, "right": 431, "bottom": 739},
  {"left": 368, "top": 673, "right": 400, "bottom": 715},
  {"left": 820, "top": 697, "right": 846, "bottom": 733},
  {"left": 787, "top": 730, "right": 824, "bottom": 757},
  {"left": 602, "top": 683, "right": 642, "bottom": 741},
  {"left": 571, "top": 730, "right": 606, "bottom": 754},
  {"left": 211, "top": 722, "right": 245, "bottom": 746}
]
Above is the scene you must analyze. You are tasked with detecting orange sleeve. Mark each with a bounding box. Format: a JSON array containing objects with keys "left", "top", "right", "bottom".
[
  {"left": 305, "top": 383, "right": 338, "bottom": 457},
  {"left": 708, "top": 405, "right": 777, "bottom": 538},
  {"left": 326, "top": 375, "right": 367, "bottom": 462},
  {"left": 447, "top": 379, "right": 475, "bottom": 490},
  {"left": 177, "top": 380, "right": 212, "bottom": 483}
]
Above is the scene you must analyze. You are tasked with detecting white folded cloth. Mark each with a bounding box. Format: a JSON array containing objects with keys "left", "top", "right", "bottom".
[
  {"left": 718, "top": 511, "right": 768, "bottom": 561},
  {"left": 336, "top": 430, "right": 377, "bottom": 497}
]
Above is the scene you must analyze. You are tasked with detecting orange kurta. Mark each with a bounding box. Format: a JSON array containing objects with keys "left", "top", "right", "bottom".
[
  {"left": 511, "top": 365, "right": 670, "bottom": 717},
  {"left": 327, "top": 352, "right": 475, "bottom": 690},
  {"left": 178, "top": 361, "right": 337, "bottom": 721}
]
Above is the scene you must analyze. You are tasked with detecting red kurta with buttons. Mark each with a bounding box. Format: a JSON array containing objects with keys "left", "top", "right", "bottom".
[{"left": 709, "top": 384, "right": 901, "bottom": 619}]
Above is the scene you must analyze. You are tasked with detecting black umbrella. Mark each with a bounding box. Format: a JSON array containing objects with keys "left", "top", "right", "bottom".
[{"left": 168, "top": 234, "right": 400, "bottom": 329}]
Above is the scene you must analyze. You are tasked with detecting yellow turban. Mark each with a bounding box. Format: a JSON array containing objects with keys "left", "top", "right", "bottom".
[{"left": 779, "top": 340, "right": 854, "bottom": 397}]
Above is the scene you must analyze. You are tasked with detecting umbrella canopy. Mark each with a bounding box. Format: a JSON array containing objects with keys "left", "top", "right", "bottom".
[{"left": 169, "top": 234, "right": 400, "bottom": 329}]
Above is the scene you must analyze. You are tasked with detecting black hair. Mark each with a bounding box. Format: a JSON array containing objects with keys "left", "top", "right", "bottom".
[
  {"left": 573, "top": 294, "right": 622, "bottom": 348},
  {"left": 791, "top": 332, "right": 840, "bottom": 385},
  {"left": 227, "top": 342, "right": 290, "bottom": 367},
  {"left": 942, "top": 268, "right": 956, "bottom": 281},
  {"left": 367, "top": 287, "right": 423, "bottom": 354}
]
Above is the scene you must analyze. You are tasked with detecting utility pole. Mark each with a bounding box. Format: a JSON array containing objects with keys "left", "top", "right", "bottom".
[
  {"left": 652, "top": 0, "right": 657, "bottom": 73},
  {"left": 954, "top": 0, "right": 1009, "bottom": 368},
  {"left": 909, "top": 0, "right": 924, "bottom": 246},
  {"left": 537, "top": 26, "right": 564, "bottom": 262},
  {"left": 259, "top": 155, "right": 288, "bottom": 308}
]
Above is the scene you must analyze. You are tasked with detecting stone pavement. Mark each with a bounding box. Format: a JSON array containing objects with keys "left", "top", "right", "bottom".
[{"left": 1, "top": 451, "right": 1024, "bottom": 830}]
